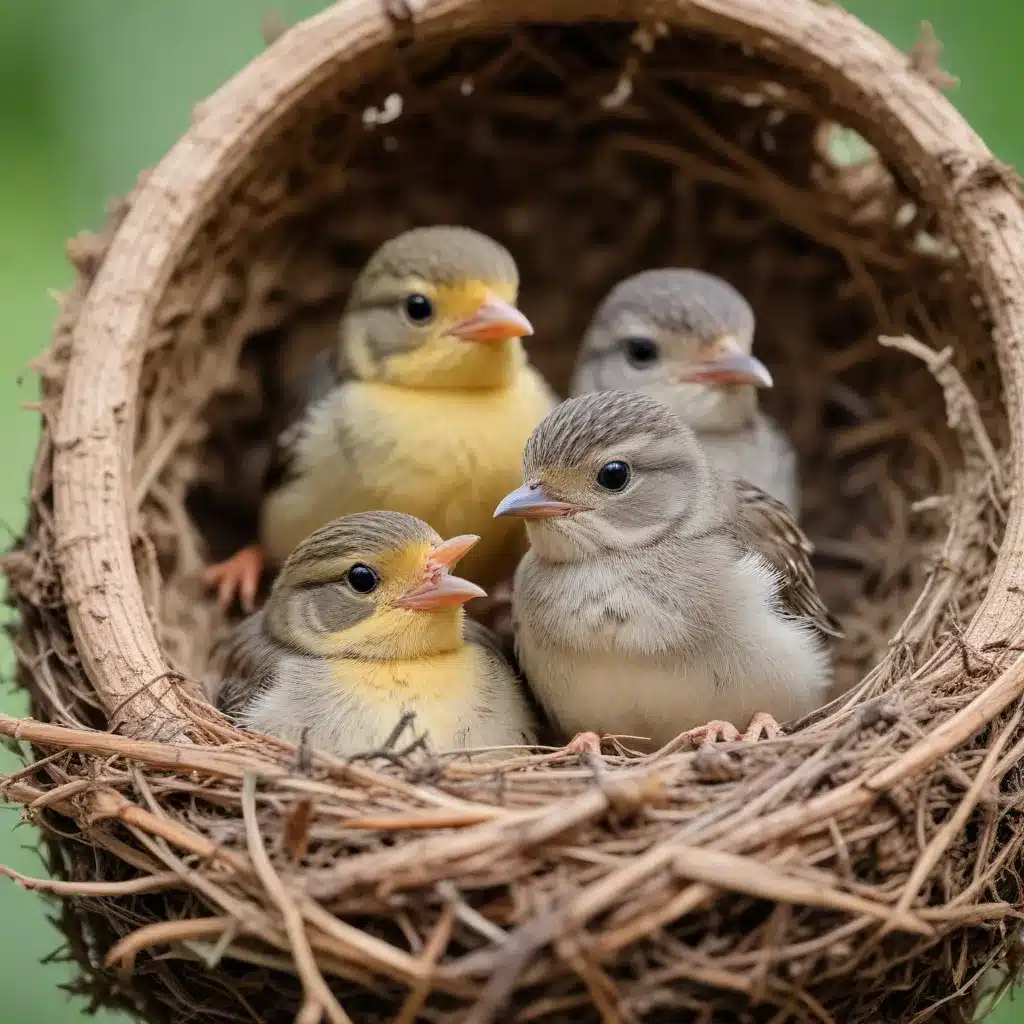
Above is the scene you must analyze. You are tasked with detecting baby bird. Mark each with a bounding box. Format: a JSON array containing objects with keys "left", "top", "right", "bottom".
[
  {"left": 209, "top": 511, "right": 537, "bottom": 756},
  {"left": 570, "top": 269, "right": 799, "bottom": 512},
  {"left": 495, "top": 391, "right": 839, "bottom": 754},
  {"left": 205, "top": 226, "right": 556, "bottom": 610}
]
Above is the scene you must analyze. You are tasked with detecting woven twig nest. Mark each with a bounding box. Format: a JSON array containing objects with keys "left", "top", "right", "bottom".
[{"left": 4, "top": 1, "right": 1024, "bottom": 1021}]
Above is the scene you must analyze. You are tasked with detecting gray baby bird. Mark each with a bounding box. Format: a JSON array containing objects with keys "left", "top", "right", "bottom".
[
  {"left": 495, "top": 390, "right": 839, "bottom": 754},
  {"left": 571, "top": 269, "right": 798, "bottom": 513}
]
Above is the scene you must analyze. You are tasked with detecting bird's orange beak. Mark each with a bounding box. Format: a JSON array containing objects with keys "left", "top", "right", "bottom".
[
  {"left": 427, "top": 534, "right": 479, "bottom": 569},
  {"left": 451, "top": 292, "right": 534, "bottom": 343},
  {"left": 493, "top": 481, "right": 591, "bottom": 519},
  {"left": 393, "top": 535, "right": 486, "bottom": 610},
  {"left": 672, "top": 335, "right": 773, "bottom": 388}
]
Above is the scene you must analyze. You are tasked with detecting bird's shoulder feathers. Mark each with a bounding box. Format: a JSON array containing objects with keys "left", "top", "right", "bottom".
[
  {"left": 207, "top": 609, "right": 285, "bottom": 718},
  {"left": 728, "top": 480, "right": 843, "bottom": 638}
]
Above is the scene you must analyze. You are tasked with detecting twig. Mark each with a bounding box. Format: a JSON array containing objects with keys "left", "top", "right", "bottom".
[
  {"left": 0, "top": 864, "right": 183, "bottom": 897},
  {"left": 892, "top": 701, "right": 1024, "bottom": 921},
  {"left": 105, "top": 917, "right": 232, "bottom": 970},
  {"left": 242, "top": 772, "right": 352, "bottom": 1024},
  {"left": 669, "top": 845, "right": 930, "bottom": 935},
  {"left": 299, "top": 899, "right": 475, "bottom": 998},
  {"left": 878, "top": 335, "right": 1003, "bottom": 486},
  {"left": 395, "top": 905, "right": 455, "bottom": 1024}
]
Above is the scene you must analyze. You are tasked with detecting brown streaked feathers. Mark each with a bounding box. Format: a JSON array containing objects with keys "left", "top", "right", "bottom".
[
  {"left": 730, "top": 481, "right": 844, "bottom": 638},
  {"left": 524, "top": 388, "right": 685, "bottom": 474}
]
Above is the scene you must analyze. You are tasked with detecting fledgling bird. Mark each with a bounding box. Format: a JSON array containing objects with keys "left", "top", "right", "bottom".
[
  {"left": 209, "top": 511, "right": 538, "bottom": 756},
  {"left": 495, "top": 390, "right": 840, "bottom": 754},
  {"left": 570, "top": 269, "right": 799, "bottom": 512},
  {"left": 204, "top": 226, "right": 557, "bottom": 610}
]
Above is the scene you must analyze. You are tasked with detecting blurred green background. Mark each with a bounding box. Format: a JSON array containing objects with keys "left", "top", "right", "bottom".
[{"left": 0, "top": 2, "right": 1020, "bottom": 1021}]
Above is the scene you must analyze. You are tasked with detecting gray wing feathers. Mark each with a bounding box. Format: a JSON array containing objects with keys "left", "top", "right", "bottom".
[
  {"left": 730, "top": 480, "right": 843, "bottom": 638},
  {"left": 207, "top": 611, "right": 280, "bottom": 718}
]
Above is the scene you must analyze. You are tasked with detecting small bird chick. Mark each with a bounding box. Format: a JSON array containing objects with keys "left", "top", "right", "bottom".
[
  {"left": 209, "top": 511, "right": 537, "bottom": 756},
  {"left": 570, "top": 269, "right": 799, "bottom": 512},
  {"left": 495, "top": 390, "right": 839, "bottom": 754},
  {"left": 205, "top": 226, "right": 556, "bottom": 610}
]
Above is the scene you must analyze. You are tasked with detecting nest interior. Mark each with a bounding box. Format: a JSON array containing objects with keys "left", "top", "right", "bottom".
[
  {"left": 150, "top": 25, "right": 1002, "bottom": 695},
  {"left": 4, "top": 6, "right": 1024, "bottom": 1024}
]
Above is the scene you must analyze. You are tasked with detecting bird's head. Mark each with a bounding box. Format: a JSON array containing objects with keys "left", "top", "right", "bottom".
[
  {"left": 571, "top": 269, "right": 772, "bottom": 433},
  {"left": 494, "top": 390, "right": 724, "bottom": 562},
  {"left": 266, "top": 511, "right": 485, "bottom": 660},
  {"left": 339, "top": 226, "right": 533, "bottom": 391}
]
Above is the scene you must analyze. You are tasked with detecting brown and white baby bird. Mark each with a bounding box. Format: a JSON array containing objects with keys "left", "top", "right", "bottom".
[
  {"left": 571, "top": 269, "right": 799, "bottom": 512},
  {"left": 205, "top": 226, "right": 556, "bottom": 611},
  {"left": 495, "top": 391, "right": 839, "bottom": 753},
  {"left": 209, "top": 511, "right": 537, "bottom": 757}
]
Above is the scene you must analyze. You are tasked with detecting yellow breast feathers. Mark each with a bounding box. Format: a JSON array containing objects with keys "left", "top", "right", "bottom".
[{"left": 263, "top": 368, "right": 554, "bottom": 583}]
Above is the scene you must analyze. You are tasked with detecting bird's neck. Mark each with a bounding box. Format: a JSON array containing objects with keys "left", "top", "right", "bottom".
[
  {"left": 664, "top": 382, "right": 758, "bottom": 434},
  {"left": 344, "top": 337, "right": 526, "bottom": 391},
  {"left": 525, "top": 513, "right": 689, "bottom": 565},
  {"left": 336, "top": 607, "right": 467, "bottom": 661}
]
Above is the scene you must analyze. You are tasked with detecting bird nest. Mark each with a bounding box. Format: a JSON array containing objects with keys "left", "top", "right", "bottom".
[{"left": 4, "top": 1, "right": 1024, "bottom": 1021}]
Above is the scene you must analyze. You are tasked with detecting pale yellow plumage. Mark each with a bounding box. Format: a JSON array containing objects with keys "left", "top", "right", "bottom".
[
  {"left": 261, "top": 360, "right": 554, "bottom": 584},
  {"left": 205, "top": 227, "right": 556, "bottom": 610},
  {"left": 209, "top": 512, "right": 538, "bottom": 757}
]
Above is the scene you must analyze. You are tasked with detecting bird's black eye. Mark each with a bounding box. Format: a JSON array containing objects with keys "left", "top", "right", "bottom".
[
  {"left": 623, "top": 337, "right": 660, "bottom": 368},
  {"left": 404, "top": 293, "right": 434, "bottom": 323},
  {"left": 346, "top": 564, "right": 379, "bottom": 594},
  {"left": 596, "top": 461, "right": 631, "bottom": 491}
]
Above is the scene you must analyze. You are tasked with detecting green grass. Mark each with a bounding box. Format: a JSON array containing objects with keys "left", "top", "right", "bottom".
[{"left": 0, "top": 2, "right": 1020, "bottom": 1020}]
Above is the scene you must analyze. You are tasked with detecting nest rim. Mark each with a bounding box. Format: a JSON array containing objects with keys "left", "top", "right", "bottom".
[{"left": 8, "top": 1, "right": 1024, "bottom": 1022}]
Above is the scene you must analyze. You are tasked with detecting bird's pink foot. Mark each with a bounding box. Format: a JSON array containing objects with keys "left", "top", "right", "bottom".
[
  {"left": 740, "top": 712, "right": 783, "bottom": 742},
  {"left": 562, "top": 731, "right": 604, "bottom": 757},
  {"left": 673, "top": 713, "right": 783, "bottom": 751},
  {"left": 677, "top": 719, "right": 741, "bottom": 748},
  {"left": 203, "top": 545, "right": 265, "bottom": 612}
]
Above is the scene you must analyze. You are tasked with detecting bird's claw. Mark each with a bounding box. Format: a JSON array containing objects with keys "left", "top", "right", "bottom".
[
  {"left": 203, "top": 545, "right": 265, "bottom": 612},
  {"left": 741, "top": 711, "right": 782, "bottom": 742},
  {"left": 562, "top": 731, "right": 604, "bottom": 757},
  {"left": 674, "top": 712, "right": 783, "bottom": 751},
  {"left": 677, "top": 720, "right": 741, "bottom": 748}
]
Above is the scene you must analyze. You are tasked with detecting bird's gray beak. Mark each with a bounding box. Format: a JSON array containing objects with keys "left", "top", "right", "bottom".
[
  {"left": 493, "top": 481, "right": 590, "bottom": 519},
  {"left": 673, "top": 337, "right": 773, "bottom": 389}
]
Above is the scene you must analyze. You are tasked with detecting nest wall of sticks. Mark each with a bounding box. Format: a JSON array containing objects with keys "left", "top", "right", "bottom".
[{"left": 4, "top": 1, "right": 1024, "bottom": 1022}]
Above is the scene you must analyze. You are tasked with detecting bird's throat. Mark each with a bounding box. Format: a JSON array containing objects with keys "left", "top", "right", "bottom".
[
  {"left": 330, "top": 606, "right": 466, "bottom": 661},
  {"left": 374, "top": 337, "right": 525, "bottom": 391}
]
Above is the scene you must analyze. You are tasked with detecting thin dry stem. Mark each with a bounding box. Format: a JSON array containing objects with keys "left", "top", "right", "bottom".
[{"left": 242, "top": 773, "right": 352, "bottom": 1024}]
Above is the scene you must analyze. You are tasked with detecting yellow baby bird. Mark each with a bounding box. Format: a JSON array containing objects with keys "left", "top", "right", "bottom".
[
  {"left": 205, "top": 226, "right": 556, "bottom": 610},
  {"left": 209, "top": 512, "right": 538, "bottom": 756}
]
